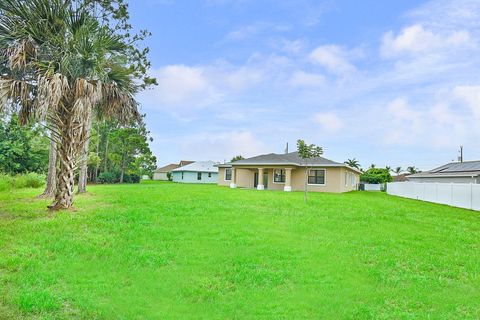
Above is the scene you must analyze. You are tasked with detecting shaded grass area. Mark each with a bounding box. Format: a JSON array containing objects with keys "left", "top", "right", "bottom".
[{"left": 0, "top": 182, "right": 479, "bottom": 319}]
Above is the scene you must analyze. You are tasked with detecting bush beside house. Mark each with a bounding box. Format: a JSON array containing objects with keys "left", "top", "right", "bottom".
[{"left": 360, "top": 168, "right": 393, "bottom": 184}]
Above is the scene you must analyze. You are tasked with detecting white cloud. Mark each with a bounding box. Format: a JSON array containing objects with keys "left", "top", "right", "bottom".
[
  {"left": 224, "top": 22, "right": 290, "bottom": 41},
  {"left": 313, "top": 112, "right": 344, "bottom": 133},
  {"left": 453, "top": 85, "right": 480, "bottom": 119},
  {"left": 309, "top": 45, "right": 356, "bottom": 75},
  {"left": 140, "top": 65, "right": 217, "bottom": 109},
  {"left": 290, "top": 71, "right": 325, "bottom": 88},
  {"left": 387, "top": 98, "right": 420, "bottom": 120},
  {"left": 180, "top": 131, "right": 267, "bottom": 161},
  {"left": 222, "top": 67, "right": 264, "bottom": 91},
  {"left": 381, "top": 24, "right": 471, "bottom": 58}
]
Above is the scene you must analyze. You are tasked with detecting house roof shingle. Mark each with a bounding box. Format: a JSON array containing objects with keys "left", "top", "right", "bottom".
[
  {"left": 410, "top": 160, "right": 480, "bottom": 178},
  {"left": 154, "top": 164, "right": 179, "bottom": 173},
  {"left": 218, "top": 151, "right": 361, "bottom": 173}
]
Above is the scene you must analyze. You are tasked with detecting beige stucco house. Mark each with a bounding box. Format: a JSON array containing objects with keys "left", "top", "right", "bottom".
[{"left": 217, "top": 152, "right": 361, "bottom": 193}]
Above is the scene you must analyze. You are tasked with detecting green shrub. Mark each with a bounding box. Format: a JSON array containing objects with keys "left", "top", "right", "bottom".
[
  {"left": 123, "top": 174, "right": 141, "bottom": 184},
  {"left": 14, "top": 172, "right": 46, "bottom": 188},
  {"left": 97, "top": 171, "right": 120, "bottom": 184},
  {"left": 360, "top": 168, "right": 392, "bottom": 184},
  {"left": 0, "top": 173, "right": 45, "bottom": 191},
  {"left": 0, "top": 174, "right": 14, "bottom": 192},
  {"left": 97, "top": 171, "right": 141, "bottom": 184}
]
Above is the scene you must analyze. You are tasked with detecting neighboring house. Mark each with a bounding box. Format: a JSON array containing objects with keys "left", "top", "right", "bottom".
[
  {"left": 171, "top": 161, "right": 219, "bottom": 183},
  {"left": 153, "top": 164, "right": 179, "bottom": 180},
  {"left": 217, "top": 151, "right": 361, "bottom": 193},
  {"left": 408, "top": 161, "right": 480, "bottom": 183},
  {"left": 153, "top": 160, "right": 194, "bottom": 181},
  {"left": 393, "top": 174, "right": 410, "bottom": 182}
]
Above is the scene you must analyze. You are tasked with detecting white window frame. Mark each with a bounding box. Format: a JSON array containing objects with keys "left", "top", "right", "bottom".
[
  {"left": 273, "top": 169, "right": 286, "bottom": 184},
  {"left": 307, "top": 169, "right": 326, "bottom": 186},
  {"left": 224, "top": 168, "right": 232, "bottom": 181}
]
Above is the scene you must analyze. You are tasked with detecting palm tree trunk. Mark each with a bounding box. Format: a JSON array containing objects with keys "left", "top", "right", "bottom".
[
  {"left": 39, "top": 136, "right": 57, "bottom": 198},
  {"left": 49, "top": 123, "right": 78, "bottom": 210}
]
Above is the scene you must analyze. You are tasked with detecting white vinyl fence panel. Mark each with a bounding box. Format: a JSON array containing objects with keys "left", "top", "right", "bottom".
[
  {"left": 387, "top": 182, "right": 480, "bottom": 211},
  {"left": 364, "top": 183, "right": 382, "bottom": 191}
]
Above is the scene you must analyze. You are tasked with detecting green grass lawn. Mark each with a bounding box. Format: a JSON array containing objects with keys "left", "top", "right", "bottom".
[{"left": 1, "top": 182, "right": 479, "bottom": 319}]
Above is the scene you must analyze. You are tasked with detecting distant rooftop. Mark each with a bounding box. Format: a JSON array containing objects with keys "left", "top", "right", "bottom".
[
  {"left": 154, "top": 164, "right": 178, "bottom": 173},
  {"left": 172, "top": 161, "right": 219, "bottom": 173},
  {"left": 410, "top": 160, "right": 480, "bottom": 178}
]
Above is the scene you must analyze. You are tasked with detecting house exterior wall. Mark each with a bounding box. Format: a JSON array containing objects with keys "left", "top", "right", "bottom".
[
  {"left": 172, "top": 171, "right": 218, "bottom": 183},
  {"left": 153, "top": 172, "right": 169, "bottom": 180},
  {"left": 408, "top": 176, "right": 479, "bottom": 184},
  {"left": 218, "top": 166, "right": 359, "bottom": 193}
]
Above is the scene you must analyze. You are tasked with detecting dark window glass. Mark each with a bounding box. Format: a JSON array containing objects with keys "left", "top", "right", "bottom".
[
  {"left": 274, "top": 169, "right": 285, "bottom": 183},
  {"left": 308, "top": 169, "right": 325, "bottom": 185},
  {"left": 225, "top": 168, "right": 232, "bottom": 181},
  {"left": 208, "top": 172, "right": 212, "bottom": 178},
  {"left": 181, "top": 172, "right": 184, "bottom": 180},
  {"left": 197, "top": 172, "right": 202, "bottom": 180}
]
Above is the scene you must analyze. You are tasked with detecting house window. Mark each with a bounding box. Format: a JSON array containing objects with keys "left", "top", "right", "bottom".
[
  {"left": 274, "top": 169, "right": 286, "bottom": 183},
  {"left": 208, "top": 172, "right": 212, "bottom": 178},
  {"left": 181, "top": 172, "right": 184, "bottom": 180},
  {"left": 225, "top": 168, "right": 232, "bottom": 181},
  {"left": 197, "top": 172, "right": 202, "bottom": 180},
  {"left": 345, "top": 172, "right": 348, "bottom": 186},
  {"left": 308, "top": 169, "right": 326, "bottom": 185}
]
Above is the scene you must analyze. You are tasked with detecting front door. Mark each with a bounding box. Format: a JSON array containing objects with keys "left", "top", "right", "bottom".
[{"left": 253, "top": 172, "right": 268, "bottom": 189}]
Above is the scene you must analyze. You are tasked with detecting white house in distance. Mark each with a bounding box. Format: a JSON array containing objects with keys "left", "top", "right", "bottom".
[
  {"left": 408, "top": 160, "right": 480, "bottom": 183},
  {"left": 171, "top": 161, "right": 219, "bottom": 183},
  {"left": 153, "top": 160, "right": 194, "bottom": 180}
]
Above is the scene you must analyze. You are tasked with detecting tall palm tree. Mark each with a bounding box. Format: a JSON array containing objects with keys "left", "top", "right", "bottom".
[
  {"left": 385, "top": 166, "right": 392, "bottom": 172},
  {"left": 393, "top": 167, "right": 402, "bottom": 175},
  {"left": 344, "top": 158, "right": 360, "bottom": 169},
  {"left": 0, "top": 0, "right": 140, "bottom": 209},
  {"left": 407, "top": 166, "right": 419, "bottom": 174},
  {"left": 369, "top": 164, "right": 376, "bottom": 169}
]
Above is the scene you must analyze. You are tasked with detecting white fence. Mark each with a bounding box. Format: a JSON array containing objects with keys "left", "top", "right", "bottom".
[
  {"left": 363, "top": 183, "right": 383, "bottom": 191},
  {"left": 387, "top": 182, "right": 480, "bottom": 211}
]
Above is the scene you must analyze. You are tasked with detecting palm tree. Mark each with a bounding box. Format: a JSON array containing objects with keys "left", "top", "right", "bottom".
[
  {"left": 393, "top": 167, "right": 402, "bottom": 175},
  {"left": 344, "top": 158, "right": 360, "bottom": 169},
  {"left": 0, "top": 1, "right": 141, "bottom": 209},
  {"left": 369, "top": 164, "right": 376, "bottom": 169},
  {"left": 385, "top": 166, "right": 392, "bottom": 172},
  {"left": 407, "top": 166, "right": 419, "bottom": 174}
]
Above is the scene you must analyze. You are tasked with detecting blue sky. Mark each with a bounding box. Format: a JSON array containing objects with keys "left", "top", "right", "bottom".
[{"left": 130, "top": 0, "right": 480, "bottom": 171}]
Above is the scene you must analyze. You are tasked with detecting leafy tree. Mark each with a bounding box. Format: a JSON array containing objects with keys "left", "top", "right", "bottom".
[
  {"left": 297, "top": 139, "right": 323, "bottom": 203},
  {"left": 231, "top": 155, "right": 245, "bottom": 162},
  {"left": 0, "top": 0, "right": 154, "bottom": 209},
  {"left": 0, "top": 114, "right": 49, "bottom": 174},
  {"left": 344, "top": 158, "right": 360, "bottom": 169},
  {"left": 107, "top": 118, "right": 156, "bottom": 183},
  {"left": 360, "top": 168, "right": 393, "bottom": 184}
]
